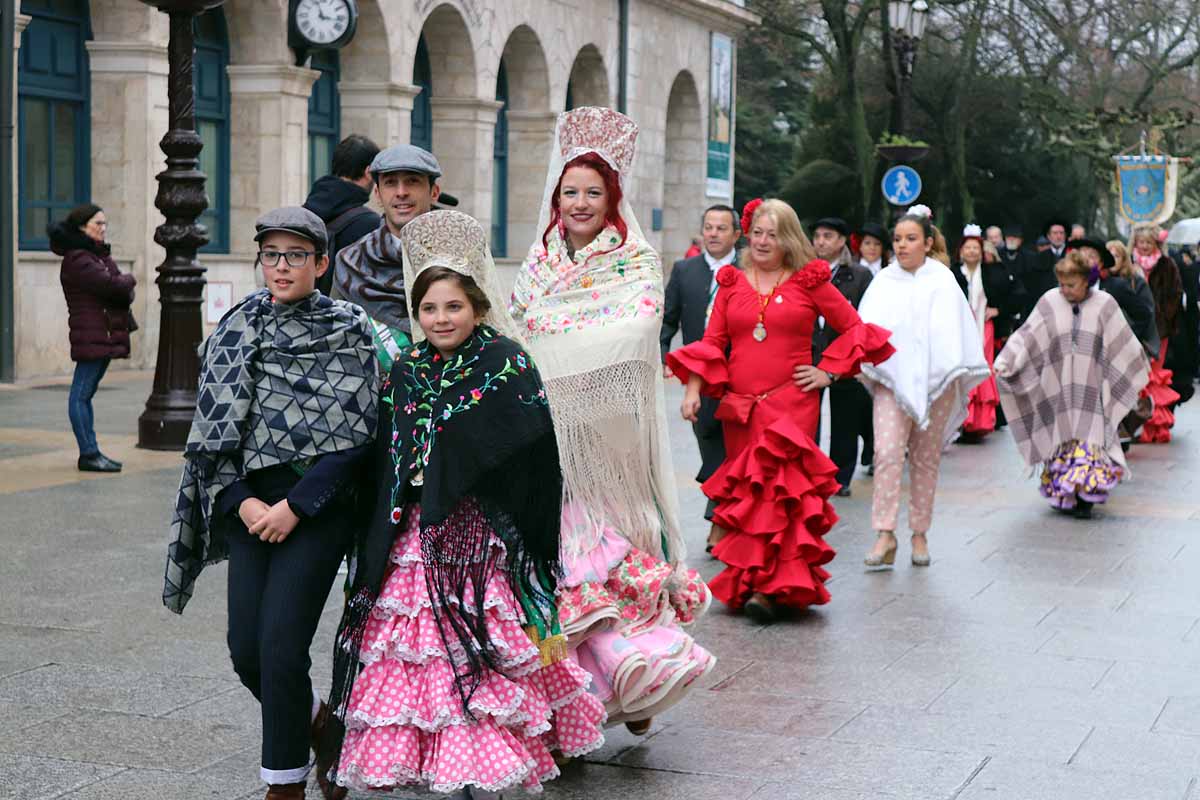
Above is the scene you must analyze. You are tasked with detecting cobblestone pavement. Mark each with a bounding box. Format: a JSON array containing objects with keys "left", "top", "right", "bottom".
[{"left": 3, "top": 371, "right": 1200, "bottom": 800}]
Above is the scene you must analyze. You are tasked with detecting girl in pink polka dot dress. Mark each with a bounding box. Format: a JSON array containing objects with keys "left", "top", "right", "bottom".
[{"left": 321, "top": 212, "right": 605, "bottom": 799}]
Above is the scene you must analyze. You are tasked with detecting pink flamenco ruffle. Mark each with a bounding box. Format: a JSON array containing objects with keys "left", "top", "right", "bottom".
[
  {"left": 335, "top": 510, "right": 606, "bottom": 796},
  {"left": 557, "top": 525, "right": 715, "bottom": 724},
  {"left": 1140, "top": 340, "right": 1179, "bottom": 444},
  {"left": 703, "top": 413, "right": 839, "bottom": 610},
  {"left": 815, "top": 321, "right": 896, "bottom": 378}
]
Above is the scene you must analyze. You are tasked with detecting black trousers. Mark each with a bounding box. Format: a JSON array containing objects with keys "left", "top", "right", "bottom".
[
  {"left": 226, "top": 508, "right": 351, "bottom": 779},
  {"left": 693, "top": 395, "right": 726, "bottom": 521},
  {"left": 829, "top": 379, "right": 874, "bottom": 488}
]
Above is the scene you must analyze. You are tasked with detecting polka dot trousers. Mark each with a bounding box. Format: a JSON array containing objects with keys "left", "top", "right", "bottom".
[{"left": 870, "top": 386, "right": 956, "bottom": 534}]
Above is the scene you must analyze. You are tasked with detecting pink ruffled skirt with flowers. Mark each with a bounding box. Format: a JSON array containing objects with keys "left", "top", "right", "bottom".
[
  {"left": 557, "top": 506, "right": 715, "bottom": 726},
  {"left": 335, "top": 504, "right": 606, "bottom": 795}
]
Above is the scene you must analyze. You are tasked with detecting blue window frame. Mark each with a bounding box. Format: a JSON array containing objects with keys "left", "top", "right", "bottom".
[
  {"left": 491, "top": 60, "right": 508, "bottom": 257},
  {"left": 411, "top": 36, "right": 432, "bottom": 151},
  {"left": 308, "top": 50, "right": 340, "bottom": 185},
  {"left": 17, "top": 0, "right": 91, "bottom": 251},
  {"left": 194, "top": 8, "right": 230, "bottom": 253}
]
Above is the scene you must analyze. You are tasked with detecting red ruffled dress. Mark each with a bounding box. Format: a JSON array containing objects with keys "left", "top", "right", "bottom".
[
  {"left": 666, "top": 260, "right": 894, "bottom": 610},
  {"left": 963, "top": 319, "right": 1000, "bottom": 435},
  {"left": 1139, "top": 337, "right": 1180, "bottom": 443}
]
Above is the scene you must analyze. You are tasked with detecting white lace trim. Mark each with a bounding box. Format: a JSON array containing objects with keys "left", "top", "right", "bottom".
[
  {"left": 336, "top": 752, "right": 551, "bottom": 795},
  {"left": 347, "top": 687, "right": 531, "bottom": 733}
]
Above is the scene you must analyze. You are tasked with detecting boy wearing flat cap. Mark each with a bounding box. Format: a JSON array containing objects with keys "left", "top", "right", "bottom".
[
  {"left": 333, "top": 143, "right": 444, "bottom": 371},
  {"left": 165, "top": 206, "right": 378, "bottom": 800}
]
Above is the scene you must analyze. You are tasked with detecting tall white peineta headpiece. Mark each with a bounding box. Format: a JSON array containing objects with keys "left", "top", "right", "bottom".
[
  {"left": 557, "top": 106, "right": 639, "bottom": 178},
  {"left": 908, "top": 204, "right": 933, "bottom": 220},
  {"left": 400, "top": 210, "right": 523, "bottom": 343},
  {"left": 962, "top": 223, "right": 983, "bottom": 238}
]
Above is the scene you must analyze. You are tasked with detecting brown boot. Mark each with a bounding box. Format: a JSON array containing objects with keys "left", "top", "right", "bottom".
[
  {"left": 264, "top": 783, "right": 305, "bottom": 800},
  {"left": 311, "top": 701, "right": 348, "bottom": 800}
]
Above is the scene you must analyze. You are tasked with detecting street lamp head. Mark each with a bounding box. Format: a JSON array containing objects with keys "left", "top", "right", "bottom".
[
  {"left": 888, "top": 0, "right": 911, "bottom": 33},
  {"left": 911, "top": 0, "right": 929, "bottom": 39}
]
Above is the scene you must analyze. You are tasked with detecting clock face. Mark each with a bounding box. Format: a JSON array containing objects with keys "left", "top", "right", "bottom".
[{"left": 295, "top": 0, "right": 351, "bottom": 46}]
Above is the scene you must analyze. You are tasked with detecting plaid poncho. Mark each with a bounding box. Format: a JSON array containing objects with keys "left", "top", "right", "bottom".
[{"left": 995, "top": 288, "right": 1149, "bottom": 469}]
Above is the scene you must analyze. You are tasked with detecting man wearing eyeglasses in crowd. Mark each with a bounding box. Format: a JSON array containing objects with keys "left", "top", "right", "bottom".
[{"left": 331, "top": 143, "right": 443, "bottom": 371}]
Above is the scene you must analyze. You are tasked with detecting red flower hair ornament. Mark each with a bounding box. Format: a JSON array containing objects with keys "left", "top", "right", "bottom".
[{"left": 740, "top": 198, "right": 764, "bottom": 235}]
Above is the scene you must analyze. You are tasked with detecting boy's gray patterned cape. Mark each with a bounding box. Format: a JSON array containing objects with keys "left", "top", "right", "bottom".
[{"left": 164, "top": 289, "right": 378, "bottom": 614}]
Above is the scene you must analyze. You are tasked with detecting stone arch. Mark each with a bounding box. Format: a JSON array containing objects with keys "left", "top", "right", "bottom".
[
  {"left": 339, "top": 0, "right": 391, "bottom": 83},
  {"left": 420, "top": 3, "right": 477, "bottom": 99},
  {"left": 222, "top": 0, "right": 290, "bottom": 66},
  {"left": 662, "top": 70, "right": 706, "bottom": 265},
  {"left": 336, "top": 0, "right": 405, "bottom": 151},
  {"left": 499, "top": 24, "right": 554, "bottom": 258},
  {"left": 565, "top": 44, "right": 610, "bottom": 109}
]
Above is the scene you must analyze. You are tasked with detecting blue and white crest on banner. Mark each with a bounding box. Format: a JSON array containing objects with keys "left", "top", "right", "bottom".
[
  {"left": 882, "top": 165, "right": 921, "bottom": 206},
  {"left": 1116, "top": 155, "right": 1178, "bottom": 224}
]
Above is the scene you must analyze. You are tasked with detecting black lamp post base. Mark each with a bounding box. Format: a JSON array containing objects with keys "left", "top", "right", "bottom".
[{"left": 138, "top": 392, "right": 197, "bottom": 451}]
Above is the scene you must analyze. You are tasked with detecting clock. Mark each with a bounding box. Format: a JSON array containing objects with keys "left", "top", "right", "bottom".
[{"left": 289, "top": 0, "right": 358, "bottom": 58}]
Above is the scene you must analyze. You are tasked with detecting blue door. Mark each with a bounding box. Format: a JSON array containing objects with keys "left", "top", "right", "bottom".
[
  {"left": 308, "top": 50, "right": 340, "bottom": 185},
  {"left": 17, "top": 0, "right": 90, "bottom": 250},
  {"left": 194, "top": 7, "right": 230, "bottom": 252},
  {"left": 492, "top": 60, "right": 508, "bottom": 257}
]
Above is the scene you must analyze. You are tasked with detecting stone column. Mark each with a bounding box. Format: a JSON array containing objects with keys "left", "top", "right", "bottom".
[
  {"left": 428, "top": 96, "right": 503, "bottom": 236},
  {"left": 9, "top": 14, "right": 30, "bottom": 380},
  {"left": 226, "top": 64, "right": 319, "bottom": 255},
  {"left": 86, "top": 40, "right": 170, "bottom": 371},
  {"left": 338, "top": 81, "right": 419, "bottom": 149},
  {"left": 505, "top": 110, "right": 556, "bottom": 257}
]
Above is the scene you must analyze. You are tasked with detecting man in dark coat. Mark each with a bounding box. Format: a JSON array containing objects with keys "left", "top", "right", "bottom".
[
  {"left": 997, "top": 224, "right": 1032, "bottom": 328},
  {"left": 302, "top": 134, "right": 381, "bottom": 295},
  {"left": 661, "top": 204, "right": 739, "bottom": 548},
  {"left": 811, "top": 217, "right": 874, "bottom": 496},
  {"left": 1021, "top": 219, "right": 1069, "bottom": 317}
]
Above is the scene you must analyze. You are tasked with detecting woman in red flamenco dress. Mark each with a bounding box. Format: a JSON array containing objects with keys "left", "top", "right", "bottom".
[{"left": 667, "top": 199, "right": 894, "bottom": 622}]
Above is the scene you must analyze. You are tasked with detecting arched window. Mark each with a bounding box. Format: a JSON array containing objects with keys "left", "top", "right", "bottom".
[
  {"left": 411, "top": 35, "right": 432, "bottom": 151},
  {"left": 491, "top": 60, "right": 508, "bottom": 257},
  {"left": 565, "top": 81, "right": 574, "bottom": 112},
  {"left": 194, "top": 7, "right": 230, "bottom": 253},
  {"left": 17, "top": 0, "right": 90, "bottom": 251},
  {"left": 307, "top": 50, "right": 340, "bottom": 185}
]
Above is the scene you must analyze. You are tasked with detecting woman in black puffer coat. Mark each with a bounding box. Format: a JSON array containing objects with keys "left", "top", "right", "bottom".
[{"left": 50, "top": 204, "right": 136, "bottom": 472}]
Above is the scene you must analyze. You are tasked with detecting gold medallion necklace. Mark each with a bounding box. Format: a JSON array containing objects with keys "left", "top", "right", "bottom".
[{"left": 751, "top": 267, "right": 785, "bottom": 342}]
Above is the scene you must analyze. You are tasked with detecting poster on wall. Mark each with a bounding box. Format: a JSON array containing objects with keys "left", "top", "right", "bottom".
[{"left": 707, "top": 32, "right": 734, "bottom": 199}]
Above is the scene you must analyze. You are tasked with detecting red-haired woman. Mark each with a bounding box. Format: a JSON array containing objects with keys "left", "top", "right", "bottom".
[{"left": 510, "top": 108, "right": 714, "bottom": 733}]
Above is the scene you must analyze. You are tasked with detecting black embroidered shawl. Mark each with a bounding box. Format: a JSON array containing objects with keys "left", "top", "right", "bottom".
[{"left": 163, "top": 289, "right": 378, "bottom": 614}]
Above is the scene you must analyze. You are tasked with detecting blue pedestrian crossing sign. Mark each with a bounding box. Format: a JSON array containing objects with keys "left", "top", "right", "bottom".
[{"left": 882, "top": 165, "right": 922, "bottom": 206}]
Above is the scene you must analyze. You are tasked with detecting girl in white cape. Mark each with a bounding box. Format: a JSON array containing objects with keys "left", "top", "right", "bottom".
[{"left": 857, "top": 210, "right": 990, "bottom": 568}]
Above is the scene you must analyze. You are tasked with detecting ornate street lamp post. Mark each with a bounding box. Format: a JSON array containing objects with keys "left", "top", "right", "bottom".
[
  {"left": 137, "top": 0, "right": 225, "bottom": 450},
  {"left": 888, "top": 0, "right": 928, "bottom": 139}
]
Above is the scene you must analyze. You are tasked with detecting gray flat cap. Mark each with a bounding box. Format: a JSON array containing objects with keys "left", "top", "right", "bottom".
[
  {"left": 254, "top": 206, "right": 328, "bottom": 252},
  {"left": 369, "top": 143, "right": 442, "bottom": 180}
]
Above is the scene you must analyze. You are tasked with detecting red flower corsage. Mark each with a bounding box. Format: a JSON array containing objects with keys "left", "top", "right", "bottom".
[
  {"left": 740, "top": 198, "right": 764, "bottom": 235},
  {"left": 798, "top": 259, "right": 832, "bottom": 288},
  {"left": 716, "top": 264, "right": 740, "bottom": 287}
]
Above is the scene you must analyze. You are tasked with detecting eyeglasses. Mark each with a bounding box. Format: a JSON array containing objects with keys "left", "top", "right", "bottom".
[{"left": 257, "top": 250, "right": 316, "bottom": 268}]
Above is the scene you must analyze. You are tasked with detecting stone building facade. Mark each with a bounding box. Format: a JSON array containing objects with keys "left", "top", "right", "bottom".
[{"left": 5, "top": 0, "right": 757, "bottom": 380}]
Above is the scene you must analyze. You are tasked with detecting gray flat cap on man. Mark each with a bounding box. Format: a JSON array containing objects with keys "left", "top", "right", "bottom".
[
  {"left": 369, "top": 144, "right": 443, "bottom": 180},
  {"left": 254, "top": 206, "right": 329, "bottom": 252}
]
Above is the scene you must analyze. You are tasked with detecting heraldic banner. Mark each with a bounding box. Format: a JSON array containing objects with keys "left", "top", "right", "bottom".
[{"left": 1116, "top": 155, "right": 1180, "bottom": 225}]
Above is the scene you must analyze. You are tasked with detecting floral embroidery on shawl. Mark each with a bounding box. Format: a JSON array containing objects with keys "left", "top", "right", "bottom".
[{"left": 510, "top": 225, "right": 662, "bottom": 336}]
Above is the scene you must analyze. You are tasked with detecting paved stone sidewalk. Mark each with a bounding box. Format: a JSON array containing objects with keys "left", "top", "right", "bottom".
[{"left": 2, "top": 372, "right": 1200, "bottom": 799}]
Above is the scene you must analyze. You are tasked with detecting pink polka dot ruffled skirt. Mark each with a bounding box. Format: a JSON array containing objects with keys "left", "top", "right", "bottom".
[{"left": 334, "top": 505, "right": 607, "bottom": 795}]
